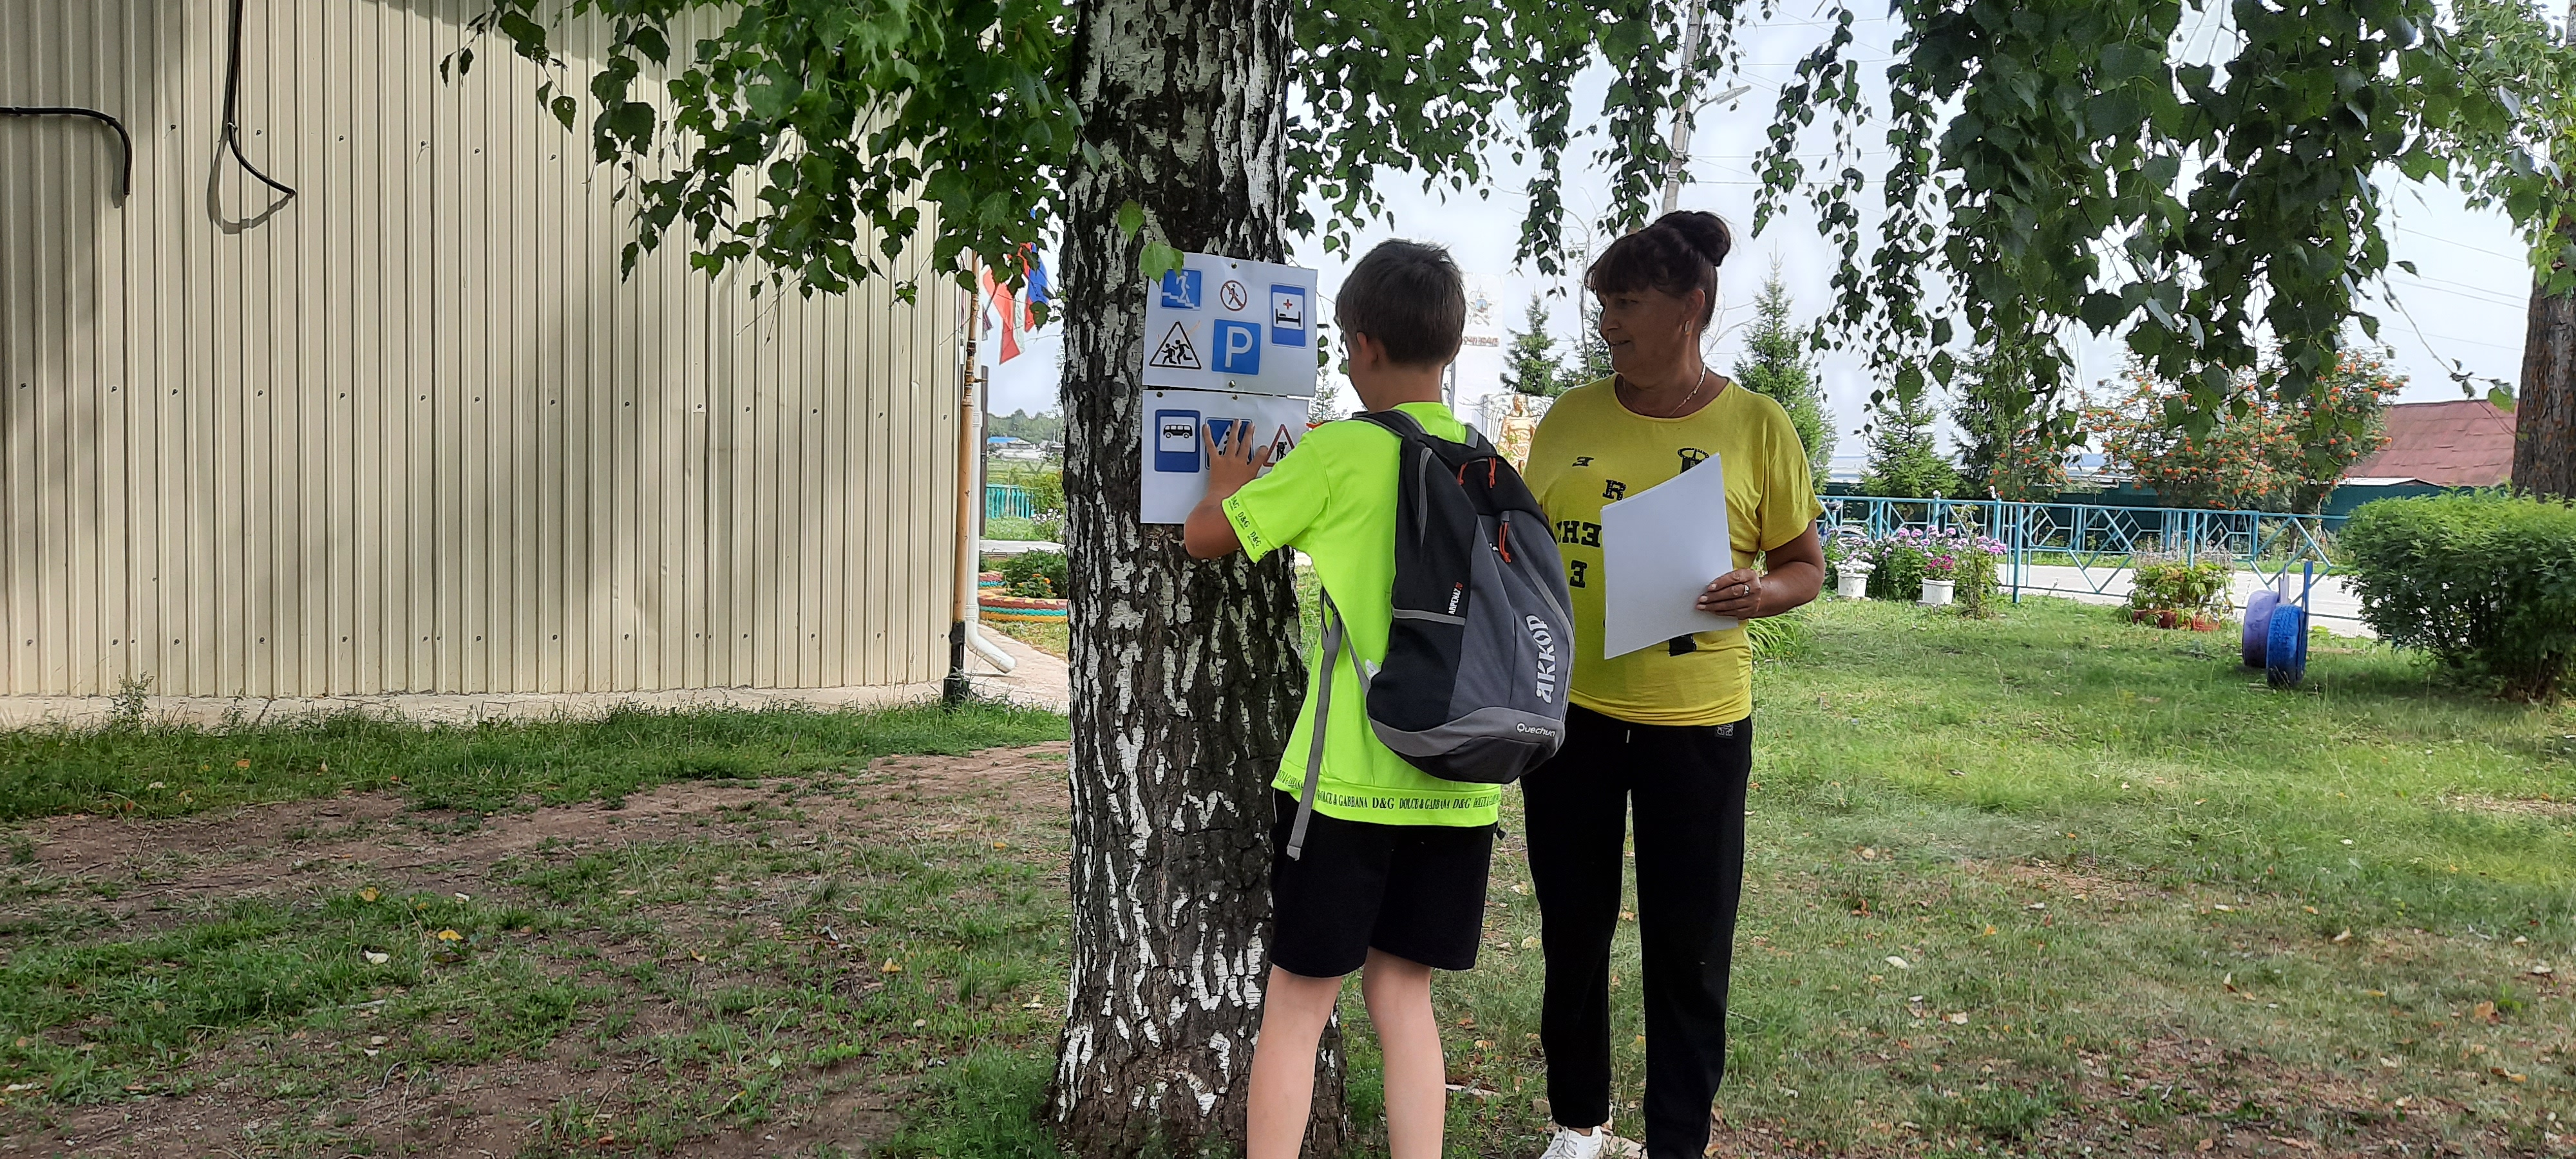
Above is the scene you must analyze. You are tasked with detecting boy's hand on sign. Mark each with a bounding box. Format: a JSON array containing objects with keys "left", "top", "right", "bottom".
[{"left": 1203, "top": 421, "right": 1273, "bottom": 500}]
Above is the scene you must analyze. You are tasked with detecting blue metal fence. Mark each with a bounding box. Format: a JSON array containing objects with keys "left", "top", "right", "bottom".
[
  {"left": 986, "top": 484, "right": 1036, "bottom": 521},
  {"left": 1818, "top": 495, "right": 2356, "bottom": 625}
]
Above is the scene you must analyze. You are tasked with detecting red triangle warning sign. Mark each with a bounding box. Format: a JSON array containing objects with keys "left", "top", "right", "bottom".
[{"left": 1148, "top": 321, "right": 1202, "bottom": 370}]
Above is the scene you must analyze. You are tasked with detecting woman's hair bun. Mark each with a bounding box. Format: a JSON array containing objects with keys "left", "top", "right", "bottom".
[
  {"left": 1586, "top": 209, "right": 1738, "bottom": 328},
  {"left": 1651, "top": 210, "right": 1733, "bottom": 268}
]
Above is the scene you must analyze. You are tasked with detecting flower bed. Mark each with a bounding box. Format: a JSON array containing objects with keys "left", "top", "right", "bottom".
[
  {"left": 2125, "top": 551, "right": 2233, "bottom": 630},
  {"left": 1853, "top": 527, "right": 2007, "bottom": 612}
]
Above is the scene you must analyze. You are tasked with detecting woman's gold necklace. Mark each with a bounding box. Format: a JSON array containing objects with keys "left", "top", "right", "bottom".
[{"left": 1622, "top": 366, "right": 1709, "bottom": 419}]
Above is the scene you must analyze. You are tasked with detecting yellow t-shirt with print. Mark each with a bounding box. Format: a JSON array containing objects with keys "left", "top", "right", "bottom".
[{"left": 1522, "top": 377, "right": 1821, "bottom": 727}]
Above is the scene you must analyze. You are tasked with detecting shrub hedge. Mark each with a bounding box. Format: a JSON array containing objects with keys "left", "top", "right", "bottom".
[{"left": 2340, "top": 491, "right": 2576, "bottom": 699}]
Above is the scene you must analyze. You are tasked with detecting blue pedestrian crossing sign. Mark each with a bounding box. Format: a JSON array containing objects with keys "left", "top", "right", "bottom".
[{"left": 1140, "top": 251, "right": 1317, "bottom": 397}]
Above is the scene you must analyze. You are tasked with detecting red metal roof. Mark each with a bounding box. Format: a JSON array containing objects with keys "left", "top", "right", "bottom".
[{"left": 2344, "top": 399, "right": 2517, "bottom": 487}]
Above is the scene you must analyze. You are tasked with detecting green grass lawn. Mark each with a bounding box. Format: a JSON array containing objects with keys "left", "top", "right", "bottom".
[
  {"left": 1410, "top": 597, "right": 2575, "bottom": 1157},
  {"left": 1, "top": 599, "right": 2570, "bottom": 1157},
  {"left": 0, "top": 702, "right": 1069, "bottom": 1156}
]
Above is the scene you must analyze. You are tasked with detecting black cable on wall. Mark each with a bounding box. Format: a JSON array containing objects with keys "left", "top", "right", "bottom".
[
  {"left": 0, "top": 106, "right": 133, "bottom": 201},
  {"left": 222, "top": 0, "right": 296, "bottom": 201}
]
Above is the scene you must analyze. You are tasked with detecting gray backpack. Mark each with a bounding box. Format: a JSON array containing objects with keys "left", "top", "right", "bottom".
[{"left": 1287, "top": 410, "right": 1575, "bottom": 859}]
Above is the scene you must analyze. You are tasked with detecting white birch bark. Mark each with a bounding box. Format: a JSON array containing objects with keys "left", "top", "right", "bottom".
[{"left": 1047, "top": 0, "right": 1345, "bottom": 1153}]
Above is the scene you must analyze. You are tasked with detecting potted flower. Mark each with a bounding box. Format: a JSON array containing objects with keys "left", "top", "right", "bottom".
[
  {"left": 1919, "top": 552, "right": 1957, "bottom": 608},
  {"left": 1835, "top": 560, "right": 1873, "bottom": 600},
  {"left": 2125, "top": 551, "right": 2235, "bottom": 630}
]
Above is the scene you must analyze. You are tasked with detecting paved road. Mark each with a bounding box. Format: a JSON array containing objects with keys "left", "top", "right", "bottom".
[{"left": 2005, "top": 564, "right": 2373, "bottom": 639}]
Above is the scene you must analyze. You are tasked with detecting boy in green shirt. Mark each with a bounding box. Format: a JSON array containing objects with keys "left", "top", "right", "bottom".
[{"left": 1183, "top": 240, "right": 1494, "bottom": 1159}]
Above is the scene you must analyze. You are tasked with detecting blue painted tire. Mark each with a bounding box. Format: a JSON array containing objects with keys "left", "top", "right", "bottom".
[
  {"left": 2241, "top": 590, "right": 2278, "bottom": 668},
  {"left": 2265, "top": 603, "right": 2308, "bottom": 688}
]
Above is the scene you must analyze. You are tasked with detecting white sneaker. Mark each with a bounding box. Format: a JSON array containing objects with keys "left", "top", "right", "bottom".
[{"left": 1539, "top": 1123, "right": 1611, "bottom": 1159}]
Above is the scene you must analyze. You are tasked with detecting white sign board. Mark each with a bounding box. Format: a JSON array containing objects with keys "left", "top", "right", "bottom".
[
  {"left": 1139, "top": 389, "right": 1312, "bottom": 523},
  {"left": 1142, "top": 252, "right": 1320, "bottom": 397}
]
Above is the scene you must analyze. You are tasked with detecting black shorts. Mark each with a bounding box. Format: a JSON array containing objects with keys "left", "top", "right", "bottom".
[{"left": 1267, "top": 789, "right": 1497, "bottom": 978}]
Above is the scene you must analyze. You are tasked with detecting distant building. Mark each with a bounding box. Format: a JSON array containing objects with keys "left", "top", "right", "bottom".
[{"left": 2342, "top": 399, "right": 2516, "bottom": 487}]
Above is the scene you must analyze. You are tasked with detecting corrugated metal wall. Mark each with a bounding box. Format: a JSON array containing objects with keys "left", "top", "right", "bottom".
[{"left": 0, "top": 0, "right": 963, "bottom": 697}]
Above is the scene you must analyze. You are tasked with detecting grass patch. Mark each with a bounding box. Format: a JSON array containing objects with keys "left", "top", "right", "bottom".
[
  {"left": 6, "top": 598, "right": 2571, "bottom": 1156},
  {"left": 0, "top": 700, "right": 1065, "bottom": 820},
  {"left": 988, "top": 621, "right": 1069, "bottom": 659},
  {"left": 1401, "top": 597, "right": 2575, "bottom": 1156},
  {"left": 0, "top": 717, "right": 1073, "bottom": 1154}
]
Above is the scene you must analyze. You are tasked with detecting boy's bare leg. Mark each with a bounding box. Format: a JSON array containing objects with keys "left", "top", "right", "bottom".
[
  {"left": 1247, "top": 965, "right": 1345, "bottom": 1159},
  {"left": 1360, "top": 948, "right": 1446, "bottom": 1159}
]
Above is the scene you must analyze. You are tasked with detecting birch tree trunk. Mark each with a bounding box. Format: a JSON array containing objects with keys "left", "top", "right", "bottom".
[
  {"left": 1048, "top": 0, "right": 1345, "bottom": 1154},
  {"left": 2516, "top": 215, "right": 2575, "bottom": 500}
]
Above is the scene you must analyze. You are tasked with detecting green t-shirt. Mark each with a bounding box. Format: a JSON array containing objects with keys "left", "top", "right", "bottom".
[{"left": 1222, "top": 402, "right": 1503, "bottom": 828}]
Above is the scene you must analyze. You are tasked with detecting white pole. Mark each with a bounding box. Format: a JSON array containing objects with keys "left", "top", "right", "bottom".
[{"left": 1659, "top": 0, "right": 1752, "bottom": 218}]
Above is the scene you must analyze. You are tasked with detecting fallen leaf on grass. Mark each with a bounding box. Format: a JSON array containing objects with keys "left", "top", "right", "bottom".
[
  {"left": 1886, "top": 956, "right": 1911, "bottom": 970},
  {"left": 2271, "top": 1136, "right": 2316, "bottom": 1151},
  {"left": 2473, "top": 1001, "right": 2497, "bottom": 1022},
  {"left": 435, "top": 929, "right": 462, "bottom": 943},
  {"left": 358, "top": 888, "right": 379, "bottom": 903},
  {"left": 2332, "top": 929, "right": 2351, "bottom": 943},
  {"left": 880, "top": 959, "right": 903, "bottom": 973},
  {"left": 2195, "top": 1140, "right": 2213, "bottom": 1153},
  {"left": 2378, "top": 1057, "right": 2402, "bottom": 1069},
  {"left": 362, "top": 951, "right": 390, "bottom": 965},
  {"left": 1521, "top": 936, "right": 1542, "bottom": 949},
  {"left": 2532, "top": 963, "right": 2555, "bottom": 977},
  {"left": 1944, "top": 1012, "right": 1969, "bottom": 1024}
]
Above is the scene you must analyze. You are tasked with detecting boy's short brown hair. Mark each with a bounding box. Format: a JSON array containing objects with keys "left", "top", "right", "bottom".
[{"left": 1334, "top": 240, "right": 1465, "bottom": 367}]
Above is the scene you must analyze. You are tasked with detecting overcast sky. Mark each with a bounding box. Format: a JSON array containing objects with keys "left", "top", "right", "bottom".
[{"left": 985, "top": 10, "right": 2533, "bottom": 464}]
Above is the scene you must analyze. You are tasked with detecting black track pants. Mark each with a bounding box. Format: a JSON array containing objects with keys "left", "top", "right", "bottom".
[{"left": 1522, "top": 704, "right": 1752, "bottom": 1159}]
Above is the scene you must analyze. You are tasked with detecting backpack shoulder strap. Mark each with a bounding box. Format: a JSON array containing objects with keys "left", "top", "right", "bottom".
[
  {"left": 1285, "top": 589, "right": 1347, "bottom": 862},
  {"left": 1351, "top": 408, "right": 1425, "bottom": 440},
  {"left": 1354, "top": 407, "right": 1497, "bottom": 456}
]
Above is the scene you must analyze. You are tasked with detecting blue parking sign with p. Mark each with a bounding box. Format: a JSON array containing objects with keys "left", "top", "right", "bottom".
[
  {"left": 1160, "top": 269, "right": 1204, "bottom": 310},
  {"left": 1212, "top": 320, "right": 1262, "bottom": 375}
]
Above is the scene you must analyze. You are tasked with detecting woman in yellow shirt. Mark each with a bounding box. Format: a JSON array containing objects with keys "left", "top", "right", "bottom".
[{"left": 1519, "top": 211, "right": 1824, "bottom": 1159}]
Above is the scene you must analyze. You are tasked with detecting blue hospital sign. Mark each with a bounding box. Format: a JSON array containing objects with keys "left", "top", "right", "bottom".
[
  {"left": 1269, "top": 285, "right": 1308, "bottom": 346},
  {"left": 1212, "top": 319, "right": 1262, "bottom": 375},
  {"left": 1159, "top": 269, "right": 1204, "bottom": 310}
]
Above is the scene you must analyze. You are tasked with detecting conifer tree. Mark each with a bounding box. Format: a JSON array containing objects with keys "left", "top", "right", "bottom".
[
  {"left": 1499, "top": 296, "right": 1566, "bottom": 398},
  {"left": 1861, "top": 390, "right": 1959, "bottom": 498},
  {"left": 1729, "top": 263, "right": 1833, "bottom": 490}
]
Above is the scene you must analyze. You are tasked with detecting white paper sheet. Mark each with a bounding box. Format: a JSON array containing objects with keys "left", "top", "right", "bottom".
[{"left": 1598, "top": 455, "right": 1738, "bottom": 659}]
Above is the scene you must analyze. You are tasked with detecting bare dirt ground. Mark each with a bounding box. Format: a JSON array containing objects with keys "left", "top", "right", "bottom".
[{"left": 0, "top": 743, "right": 1074, "bottom": 1159}]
